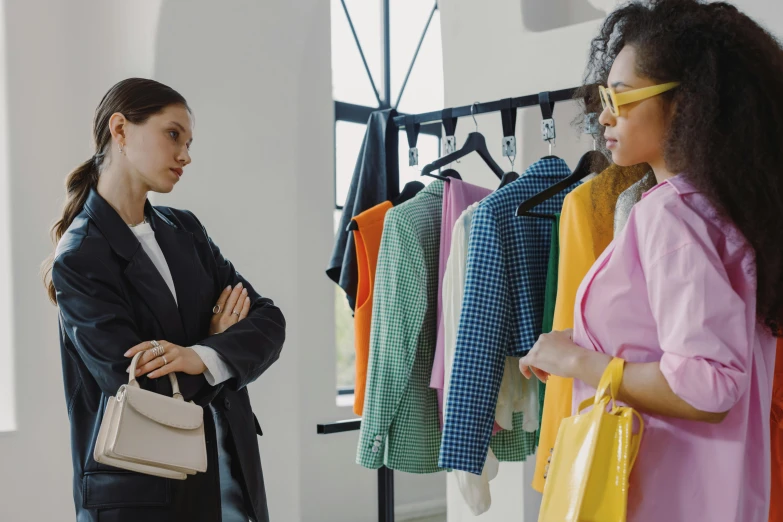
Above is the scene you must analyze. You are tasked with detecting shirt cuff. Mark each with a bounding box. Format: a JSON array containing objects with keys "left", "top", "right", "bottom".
[{"left": 191, "top": 345, "right": 234, "bottom": 386}]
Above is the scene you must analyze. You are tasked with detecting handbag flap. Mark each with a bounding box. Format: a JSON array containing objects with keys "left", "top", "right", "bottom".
[{"left": 123, "top": 386, "right": 203, "bottom": 430}]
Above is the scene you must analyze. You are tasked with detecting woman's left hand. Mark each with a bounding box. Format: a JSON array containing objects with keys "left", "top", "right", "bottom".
[
  {"left": 124, "top": 340, "right": 207, "bottom": 379},
  {"left": 518, "top": 329, "right": 584, "bottom": 382}
]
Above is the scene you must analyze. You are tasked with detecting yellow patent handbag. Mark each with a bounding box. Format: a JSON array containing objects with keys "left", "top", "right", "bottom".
[{"left": 538, "top": 357, "right": 644, "bottom": 522}]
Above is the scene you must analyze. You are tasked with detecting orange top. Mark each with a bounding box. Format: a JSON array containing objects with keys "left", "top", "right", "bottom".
[
  {"left": 769, "top": 337, "right": 783, "bottom": 522},
  {"left": 352, "top": 201, "right": 393, "bottom": 416}
]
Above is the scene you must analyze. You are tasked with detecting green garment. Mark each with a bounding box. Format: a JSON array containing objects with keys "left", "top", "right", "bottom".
[
  {"left": 537, "top": 213, "right": 560, "bottom": 447},
  {"left": 356, "top": 181, "right": 445, "bottom": 474},
  {"left": 490, "top": 411, "right": 536, "bottom": 461}
]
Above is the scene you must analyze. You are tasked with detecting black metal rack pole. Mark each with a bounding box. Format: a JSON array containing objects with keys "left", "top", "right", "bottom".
[
  {"left": 317, "top": 419, "right": 395, "bottom": 522},
  {"left": 392, "top": 86, "right": 579, "bottom": 129}
]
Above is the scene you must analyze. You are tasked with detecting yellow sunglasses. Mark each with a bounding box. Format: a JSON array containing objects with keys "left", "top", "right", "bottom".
[{"left": 599, "top": 81, "right": 680, "bottom": 116}]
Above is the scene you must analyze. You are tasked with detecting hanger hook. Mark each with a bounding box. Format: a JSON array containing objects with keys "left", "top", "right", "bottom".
[{"left": 471, "top": 102, "right": 479, "bottom": 132}]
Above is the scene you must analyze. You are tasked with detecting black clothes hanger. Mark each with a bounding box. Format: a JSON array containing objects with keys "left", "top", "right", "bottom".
[
  {"left": 515, "top": 152, "right": 605, "bottom": 218},
  {"left": 515, "top": 91, "right": 576, "bottom": 219},
  {"left": 421, "top": 132, "right": 504, "bottom": 180},
  {"left": 346, "top": 180, "right": 427, "bottom": 232},
  {"left": 420, "top": 103, "right": 505, "bottom": 180},
  {"left": 393, "top": 181, "right": 425, "bottom": 205},
  {"left": 498, "top": 171, "right": 519, "bottom": 189},
  {"left": 575, "top": 149, "right": 610, "bottom": 178},
  {"left": 420, "top": 168, "right": 461, "bottom": 182}
]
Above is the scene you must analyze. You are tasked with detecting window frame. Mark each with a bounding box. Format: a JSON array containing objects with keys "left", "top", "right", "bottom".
[
  {"left": 333, "top": 0, "right": 441, "bottom": 211},
  {"left": 332, "top": 0, "right": 442, "bottom": 398}
]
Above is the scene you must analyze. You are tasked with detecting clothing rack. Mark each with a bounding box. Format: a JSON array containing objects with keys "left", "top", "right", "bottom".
[
  {"left": 317, "top": 420, "right": 395, "bottom": 522},
  {"left": 392, "top": 86, "right": 578, "bottom": 129},
  {"left": 320, "top": 84, "right": 583, "bottom": 522}
]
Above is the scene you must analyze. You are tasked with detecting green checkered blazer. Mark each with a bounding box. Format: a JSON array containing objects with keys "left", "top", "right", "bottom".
[
  {"left": 355, "top": 180, "right": 536, "bottom": 473},
  {"left": 356, "top": 181, "right": 444, "bottom": 473}
]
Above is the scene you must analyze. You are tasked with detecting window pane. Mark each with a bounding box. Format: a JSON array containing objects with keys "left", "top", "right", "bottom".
[
  {"left": 335, "top": 121, "right": 367, "bottom": 208},
  {"left": 390, "top": 1, "right": 437, "bottom": 103},
  {"left": 334, "top": 209, "right": 356, "bottom": 391},
  {"left": 393, "top": 9, "right": 443, "bottom": 113},
  {"left": 331, "top": 0, "right": 382, "bottom": 106},
  {"left": 398, "top": 131, "right": 439, "bottom": 191}
]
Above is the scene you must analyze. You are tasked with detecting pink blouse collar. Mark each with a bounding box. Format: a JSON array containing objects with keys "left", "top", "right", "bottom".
[{"left": 641, "top": 173, "right": 698, "bottom": 200}]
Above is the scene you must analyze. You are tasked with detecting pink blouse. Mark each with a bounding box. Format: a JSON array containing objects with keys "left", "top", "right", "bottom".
[{"left": 571, "top": 175, "right": 776, "bottom": 522}]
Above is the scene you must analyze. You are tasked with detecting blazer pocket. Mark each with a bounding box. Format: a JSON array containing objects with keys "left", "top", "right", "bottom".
[
  {"left": 83, "top": 470, "right": 170, "bottom": 510},
  {"left": 253, "top": 413, "right": 263, "bottom": 437}
]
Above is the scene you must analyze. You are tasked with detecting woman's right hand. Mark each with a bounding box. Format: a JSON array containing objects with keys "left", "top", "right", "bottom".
[{"left": 208, "top": 283, "right": 251, "bottom": 335}]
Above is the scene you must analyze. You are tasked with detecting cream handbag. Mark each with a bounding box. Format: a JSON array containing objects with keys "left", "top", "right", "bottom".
[{"left": 94, "top": 351, "right": 208, "bottom": 480}]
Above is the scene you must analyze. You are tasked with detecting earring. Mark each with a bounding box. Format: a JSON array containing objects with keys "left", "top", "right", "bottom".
[{"left": 118, "top": 143, "right": 124, "bottom": 154}]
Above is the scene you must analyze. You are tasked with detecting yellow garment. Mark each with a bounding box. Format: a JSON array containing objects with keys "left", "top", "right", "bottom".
[{"left": 532, "top": 164, "right": 647, "bottom": 493}]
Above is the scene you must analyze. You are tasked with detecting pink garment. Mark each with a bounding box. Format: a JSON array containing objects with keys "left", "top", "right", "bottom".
[
  {"left": 431, "top": 178, "right": 492, "bottom": 429},
  {"left": 571, "top": 175, "right": 776, "bottom": 522}
]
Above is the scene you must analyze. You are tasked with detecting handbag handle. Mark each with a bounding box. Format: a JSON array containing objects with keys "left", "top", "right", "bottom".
[
  {"left": 577, "top": 357, "right": 645, "bottom": 472},
  {"left": 127, "top": 351, "right": 184, "bottom": 400},
  {"left": 577, "top": 357, "right": 625, "bottom": 414},
  {"left": 594, "top": 357, "right": 624, "bottom": 406}
]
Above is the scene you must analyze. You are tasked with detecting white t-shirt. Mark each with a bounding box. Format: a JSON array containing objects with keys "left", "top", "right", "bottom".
[{"left": 129, "top": 222, "right": 232, "bottom": 385}]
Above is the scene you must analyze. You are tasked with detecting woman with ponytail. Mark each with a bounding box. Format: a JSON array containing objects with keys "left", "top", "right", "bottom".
[{"left": 42, "top": 78, "right": 285, "bottom": 522}]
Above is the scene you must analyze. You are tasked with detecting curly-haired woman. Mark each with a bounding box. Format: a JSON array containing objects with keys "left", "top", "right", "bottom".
[{"left": 519, "top": 1, "right": 783, "bottom": 520}]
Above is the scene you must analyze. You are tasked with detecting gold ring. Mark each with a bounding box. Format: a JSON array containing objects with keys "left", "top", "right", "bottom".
[
  {"left": 162, "top": 355, "right": 168, "bottom": 365},
  {"left": 212, "top": 304, "right": 222, "bottom": 314}
]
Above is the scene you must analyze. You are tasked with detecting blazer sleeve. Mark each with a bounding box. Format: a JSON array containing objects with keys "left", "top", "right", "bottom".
[
  {"left": 439, "top": 204, "right": 508, "bottom": 475},
  {"left": 184, "top": 210, "right": 286, "bottom": 391},
  {"left": 53, "top": 249, "right": 207, "bottom": 402},
  {"left": 356, "top": 208, "right": 426, "bottom": 469}
]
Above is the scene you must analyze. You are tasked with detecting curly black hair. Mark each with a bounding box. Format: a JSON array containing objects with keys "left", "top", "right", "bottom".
[{"left": 576, "top": 0, "right": 783, "bottom": 335}]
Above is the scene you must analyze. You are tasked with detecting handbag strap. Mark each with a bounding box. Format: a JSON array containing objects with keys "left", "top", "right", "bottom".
[
  {"left": 127, "top": 351, "right": 183, "bottom": 400},
  {"left": 594, "top": 357, "right": 624, "bottom": 407},
  {"left": 576, "top": 357, "right": 625, "bottom": 414},
  {"left": 628, "top": 409, "right": 644, "bottom": 470}
]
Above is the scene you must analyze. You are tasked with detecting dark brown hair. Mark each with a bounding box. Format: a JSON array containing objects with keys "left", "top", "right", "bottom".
[
  {"left": 575, "top": 0, "right": 783, "bottom": 334},
  {"left": 42, "top": 78, "right": 190, "bottom": 305}
]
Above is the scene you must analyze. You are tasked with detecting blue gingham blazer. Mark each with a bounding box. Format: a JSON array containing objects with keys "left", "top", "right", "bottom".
[{"left": 439, "top": 157, "right": 578, "bottom": 474}]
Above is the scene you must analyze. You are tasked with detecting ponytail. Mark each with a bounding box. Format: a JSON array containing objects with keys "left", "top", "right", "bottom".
[{"left": 41, "top": 155, "right": 100, "bottom": 305}]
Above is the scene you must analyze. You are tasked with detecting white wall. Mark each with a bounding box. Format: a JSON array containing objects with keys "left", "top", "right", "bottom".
[
  {"left": 436, "top": 0, "right": 783, "bottom": 521},
  {"left": 0, "top": 0, "right": 443, "bottom": 521},
  {"left": 0, "top": 1, "right": 165, "bottom": 520},
  {"left": 0, "top": 0, "right": 13, "bottom": 434}
]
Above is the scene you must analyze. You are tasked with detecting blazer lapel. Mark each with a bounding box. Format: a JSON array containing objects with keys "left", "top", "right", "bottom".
[
  {"left": 83, "top": 188, "right": 195, "bottom": 345},
  {"left": 150, "top": 209, "right": 205, "bottom": 344}
]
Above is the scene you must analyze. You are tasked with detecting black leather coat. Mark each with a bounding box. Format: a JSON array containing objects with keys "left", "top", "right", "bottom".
[{"left": 52, "top": 187, "right": 286, "bottom": 522}]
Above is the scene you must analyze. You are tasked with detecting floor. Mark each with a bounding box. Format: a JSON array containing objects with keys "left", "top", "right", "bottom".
[{"left": 410, "top": 515, "right": 446, "bottom": 522}]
